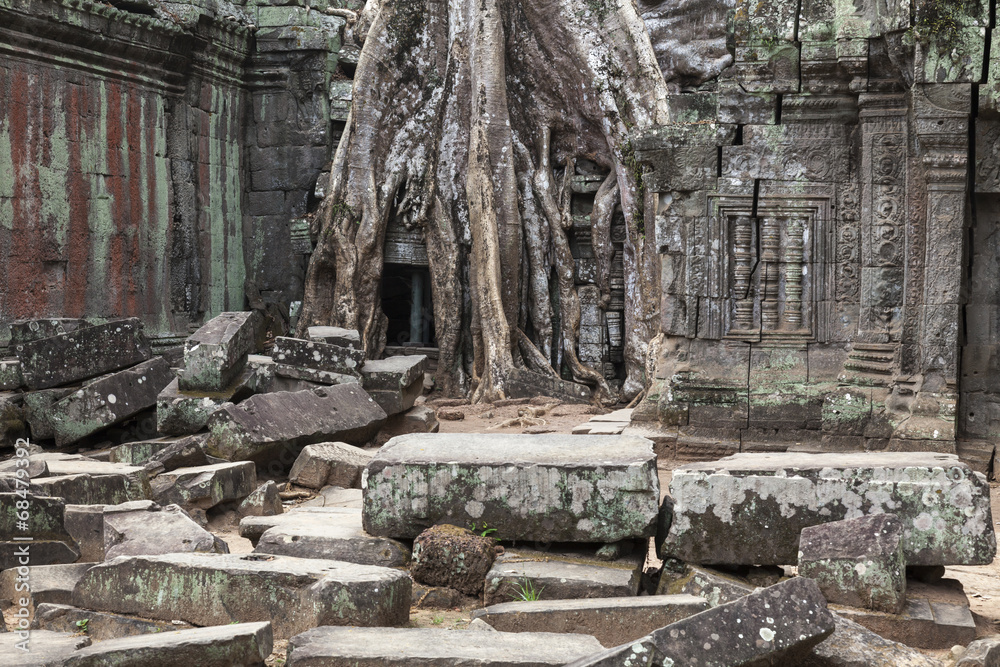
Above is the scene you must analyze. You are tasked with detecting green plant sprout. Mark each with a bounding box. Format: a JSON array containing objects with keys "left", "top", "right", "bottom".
[{"left": 510, "top": 577, "right": 544, "bottom": 602}]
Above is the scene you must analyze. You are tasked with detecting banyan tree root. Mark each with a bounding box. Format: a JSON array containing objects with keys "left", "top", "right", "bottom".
[{"left": 297, "top": 0, "right": 669, "bottom": 402}]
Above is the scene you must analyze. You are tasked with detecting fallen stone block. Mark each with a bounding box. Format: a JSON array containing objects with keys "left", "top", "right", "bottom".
[
  {"left": 109, "top": 437, "right": 195, "bottom": 467},
  {"left": 799, "top": 513, "right": 907, "bottom": 613},
  {"left": 274, "top": 364, "right": 360, "bottom": 386},
  {"left": 566, "top": 577, "right": 835, "bottom": 667},
  {"left": 23, "top": 386, "right": 77, "bottom": 440},
  {"left": 834, "top": 597, "right": 976, "bottom": 650},
  {"left": 247, "top": 507, "right": 410, "bottom": 567},
  {"left": 363, "top": 433, "right": 658, "bottom": 542},
  {"left": 273, "top": 336, "right": 364, "bottom": 376},
  {"left": 150, "top": 462, "right": 256, "bottom": 510},
  {"left": 64, "top": 502, "right": 158, "bottom": 562},
  {"left": 0, "top": 358, "right": 22, "bottom": 390},
  {"left": 411, "top": 524, "right": 495, "bottom": 596},
  {"left": 484, "top": 546, "right": 644, "bottom": 606},
  {"left": 31, "top": 461, "right": 151, "bottom": 505},
  {"left": 306, "top": 326, "right": 361, "bottom": 349},
  {"left": 238, "top": 480, "right": 283, "bottom": 518},
  {"left": 1, "top": 493, "right": 80, "bottom": 569},
  {"left": 178, "top": 311, "right": 262, "bottom": 392},
  {"left": 73, "top": 553, "right": 411, "bottom": 639},
  {"left": 376, "top": 405, "right": 440, "bottom": 445},
  {"left": 300, "top": 486, "right": 362, "bottom": 508},
  {"left": 2, "top": 630, "right": 91, "bottom": 666},
  {"left": 31, "top": 603, "right": 194, "bottom": 642},
  {"left": 205, "top": 385, "right": 386, "bottom": 464},
  {"left": 9, "top": 318, "right": 94, "bottom": 345},
  {"left": 956, "top": 637, "right": 1000, "bottom": 667},
  {"left": 367, "top": 383, "right": 423, "bottom": 417},
  {"left": 15, "top": 318, "right": 151, "bottom": 391},
  {"left": 506, "top": 367, "right": 591, "bottom": 403},
  {"left": 0, "top": 563, "right": 95, "bottom": 614},
  {"left": 289, "top": 442, "right": 372, "bottom": 489},
  {"left": 361, "top": 355, "right": 426, "bottom": 392},
  {"left": 61, "top": 621, "right": 273, "bottom": 667},
  {"left": 655, "top": 563, "right": 757, "bottom": 606},
  {"left": 471, "top": 595, "right": 709, "bottom": 647},
  {"left": 285, "top": 626, "right": 604, "bottom": 666},
  {"left": 801, "top": 612, "right": 948, "bottom": 666},
  {"left": 156, "top": 378, "right": 241, "bottom": 436},
  {"left": 140, "top": 434, "right": 210, "bottom": 472},
  {"left": 663, "top": 452, "right": 995, "bottom": 566},
  {"left": 104, "top": 502, "right": 229, "bottom": 559},
  {"left": 48, "top": 358, "right": 174, "bottom": 445}
]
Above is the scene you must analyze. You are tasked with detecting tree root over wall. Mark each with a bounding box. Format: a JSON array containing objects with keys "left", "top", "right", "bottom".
[{"left": 298, "top": 0, "right": 668, "bottom": 403}]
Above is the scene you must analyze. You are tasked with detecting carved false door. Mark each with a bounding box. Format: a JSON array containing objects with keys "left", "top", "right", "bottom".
[{"left": 727, "top": 214, "right": 812, "bottom": 343}]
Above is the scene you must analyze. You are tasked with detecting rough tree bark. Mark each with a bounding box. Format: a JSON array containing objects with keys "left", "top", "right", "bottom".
[{"left": 298, "top": 0, "right": 669, "bottom": 402}]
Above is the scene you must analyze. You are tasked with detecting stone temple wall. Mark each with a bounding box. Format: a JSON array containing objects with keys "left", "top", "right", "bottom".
[
  {"left": 633, "top": 0, "right": 1000, "bottom": 458},
  {"left": 0, "top": 0, "right": 343, "bottom": 346}
]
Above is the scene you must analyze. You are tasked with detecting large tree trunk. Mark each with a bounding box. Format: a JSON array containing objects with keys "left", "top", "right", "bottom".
[{"left": 299, "top": 0, "right": 669, "bottom": 402}]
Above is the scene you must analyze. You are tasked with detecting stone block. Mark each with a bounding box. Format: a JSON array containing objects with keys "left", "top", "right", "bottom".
[
  {"left": 48, "top": 358, "right": 174, "bottom": 445},
  {"left": 656, "top": 564, "right": 757, "bottom": 606},
  {"left": 799, "top": 513, "right": 906, "bottom": 613},
  {"left": 273, "top": 336, "right": 364, "bottom": 376},
  {"left": 61, "top": 621, "right": 273, "bottom": 667},
  {"left": 251, "top": 507, "right": 410, "bottom": 567},
  {"left": 31, "top": 461, "right": 151, "bottom": 506},
  {"left": 204, "top": 385, "right": 386, "bottom": 464},
  {"left": 834, "top": 597, "right": 976, "bottom": 650},
  {"left": 156, "top": 378, "right": 240, "bottom": 436},
  {"left": 472, "top": 595, "right": 709, "bottom": 648},
  {"left": 307, "top": 326, "right": 361, "bottom": 349},
  {"left": 274, "top": 365, "right": 359, "bottom": 386},
  {"left": 285, "top": 626, "right": 604, "bottom": 666},
  {"left": 2, "top": 630, "right": 90, "bottom": 666},
  {"left": 662, "top": 452, "right": 995, "bottom": 566},
  {"left": 72, "top": 553, "right": 411, "bottom": 639},
  {"left": 290, "top": 442, "right": 371, "bottom": 490},
  {"left": 0, "top": 493, "right": 80, "bottom": 570},
  {"left": 803, "top": 612, "right": 949, "bottom": 667},
  {"left": 361, "top": 355, "right": 426, "bottom": 391},
  {"left": 0, "top": 358, "right": 22, "bottom": 390},
  {"left": 63, "top": 504, "right": 106, "bottom": 562},
  {"left": 150, "top": 462, "right": 256, "bottom": 510},
  {"left": 238, "top": 480, "right": 283, "bottom": 518},
  {"left": 0, "top": 563, "right": 95, "bottom": 614},
  {"left": 367, "top": 379, "right": 423, "bottom": 417},
  {"left": 16, "top": 318, "right": 151, "bottom": 390},
  {"left": 411, "top": 524, "right": 496, "bottom": 596},
  {"left": 506, "top": 367, "right": 591, "bottom": 403},
  {"left": 484, "top": 546, "right": 644, "bottom": 606},
  {"left": 565, "top": 578, "right": 835, "bottom": 667},
  {"left": 23, "top": 387, "right": 81, "bottom": 440},
  {"left": 957, "top": 637, "right": 1000, "bottom": 666},
  {"left": 104, "top": 502, "right": 228, "bottom": 559},
  {"left": 363, "top": 434, "right": 659, "bottom": 542},
  {"left": 31, "top": 603, "right": 194, "bottom": 642},
  {"left": 9, "top": 318, "right": 93, "bottom": 345},
  {"left": 178, "top": 312, "right": 262, "bottom": 392},
  {"left": 375, "top": 405, "right": 440, "bottom": 445}
]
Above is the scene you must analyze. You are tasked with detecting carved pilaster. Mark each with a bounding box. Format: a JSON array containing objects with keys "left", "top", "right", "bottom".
[{"left": 732, "top": 215, "right": 754, "bottom": 331}]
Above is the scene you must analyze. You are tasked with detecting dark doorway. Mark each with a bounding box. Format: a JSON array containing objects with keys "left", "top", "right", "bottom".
[{"left": 382, "top": 264, "right": 436, "bottom": 347}]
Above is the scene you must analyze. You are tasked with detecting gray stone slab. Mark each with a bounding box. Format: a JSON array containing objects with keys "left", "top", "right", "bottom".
[
  {"left": 472, "top": 595, "right": 709, "bottom": 647},
  {"left": 15, "top": 319, "right": 151, "bottom": 391},
  {"left": 300, "top": 486, "right": 363, "bottom": 508},
  {"left": 363, "top": 434, "right": 659, "bottom": 542},
  {"left": 368, "top": 378, "right": 423, "bottom": 417},
  {"left": 656, "top": 563, "right": 757, "bottom": 606},
  {"left": 360, "top": 355, "right": 427, "bottom": 391},
  {"left": 506, "top": 367, "right": 590, "bottom": 403},
  {"left": 289, "top": 442, "right": 372, "bottom": 490},
  {"left": 64, "top": 504, "right": 106, "bottom": 562},
  {"left": 1, "top": 630, "right": 91, "bottom": 666},
  {"left": 0, "top": 358, "right": 22, "bottom": 390},
  {"left": 274, "top": 364, "right": 360, "bottom": 386},
  {"left": 799, "top": 513, "right": 907, "bottom": 613},
  {"left": 108, "top": 437, "right": 185, "bottom": 466},
  {"left": 9, "top": 318, "right": 93, "bottom": 346},
  {"left": 834, "top": 597, "right": 977, "bottom": 650},
  {"left": 956, "top": 637, "right": 1000, "bottom": 667},
  {"left": 150, "top": 462, "right": 256, "bottom": 510},
  {"left": 31, "top": 603, "right": 194, "bottom": 642},
  {"left": 205, "top": 385, "right": 386, "bottom": 464},
  {"left": 238, "top": 480, "right": 283, "bottom": 518},
  {"left": 801, "top": 612, "right": 949, "bottom": 666},
  {"left": 484, "top": 547, "right": 644, "bottom": 606},
  {"left": 251, "top": 507, "right": 410, "bottom": 567},
  {"left": 61, "top": 621, "right": 273, "bottom": 667},
  {"left": 23, "top": 386, "right": 77, "bottom": 440},
  {"left": 664, "top": 452, "right": 996, "bottom": 566},
  {"left": 104, "top": 502, "right": 228, "bottom": 559},
  {"left": 156, "top": 377, "right": 238, "bottom": 436},
  {"left": 31, "top": 461, "right": 151, "bottom": 506},
  {"left": 566, "top": 578, "right": 836, "bottom": 667},
  {"left": 285, "top": 626, "right": 604, "bottom": 666},
  {"left": 0, "top": 563, "right": 95, "bottom": 614},
  {"left": 72, "top": 553, "right": 411, "bottom": 639},
  {"left": 136, "top": 434, "right": 210, "bottom": 472},
  {"left": 307, "top": 326, "right": 361, "bottom": 349},
  {"left": 178, "top": 312, "right": 262, "bottom": 392},
  {"left": 48, "top": 358, "right": 174, "bottom": 445},
  {"left": 240, "top": 507, "right": 367, "bottom": 543},
  {"left": 273, "top": 336, "right": 364, "bottom": 376}
]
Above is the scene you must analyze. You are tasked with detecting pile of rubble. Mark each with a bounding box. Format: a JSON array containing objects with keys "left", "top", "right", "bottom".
[{"left": 1, "top": 312, "right": 999, "bottom": 665}]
